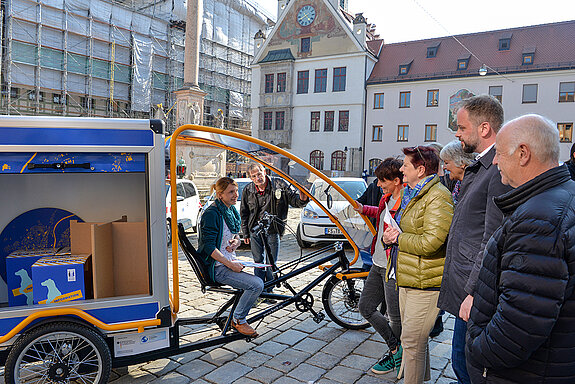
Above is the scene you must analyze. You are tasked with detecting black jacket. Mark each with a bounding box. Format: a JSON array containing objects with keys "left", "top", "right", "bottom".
[
  {"left": 240, "top": 176, "right": 308, "bottom": 238},
  {"left": 438, "top": 147, "right": 512, "bottom": 316},
  {"left": 356, "top": 179, "right": 382, "bottom": 227},
  {"left": 466, "top": 165, "right": 575, "bottom": 383}
]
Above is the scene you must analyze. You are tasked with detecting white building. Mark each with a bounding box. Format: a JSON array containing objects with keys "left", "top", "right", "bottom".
[
  {"left": 250, "top": 0, "right": 381, "bottom": 179},
  {"left": 364, "top": 20, "right": 575, "bottom": 173}
]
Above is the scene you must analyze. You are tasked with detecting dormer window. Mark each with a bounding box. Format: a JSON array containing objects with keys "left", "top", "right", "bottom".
[
  {"left": 498, "top": 33, "right": 512, "bottom": 51},
  {"left": 399, "top": 60, "right": 413, "bottom": 75},
  {"left": 522, "top": 46, "right": 536, "bottom": 65},
  {"left": 457, "top": 54, "right": 471, "bottom": 70},
  {"left": 426, "top": 43, "right": 440, "bottom": 58}
]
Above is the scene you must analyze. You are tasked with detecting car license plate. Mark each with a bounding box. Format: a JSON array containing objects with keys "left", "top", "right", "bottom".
[{"left": 325, "top": 227, "right": 342, "bottom": 235}]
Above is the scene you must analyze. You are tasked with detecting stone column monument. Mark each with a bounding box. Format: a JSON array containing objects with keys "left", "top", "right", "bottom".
[{"left": 173, "top": 0, "right": 225, "bottom": 196}]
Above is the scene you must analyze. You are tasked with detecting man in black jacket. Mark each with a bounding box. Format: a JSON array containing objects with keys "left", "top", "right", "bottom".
[
  {"left": 438, "top": 95, "right": 512, "bottom": 384},
  {"left": 466, "top": 114, "right": 575, "bottom": 383},
  {"left": 241, "top": 163, "right": 308, "bottom": 291}
]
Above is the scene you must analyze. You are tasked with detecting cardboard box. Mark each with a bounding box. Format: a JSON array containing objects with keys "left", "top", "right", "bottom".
[
  {"left": 70, "top": 219, "right": 149, "bottom": 299},
  {"left": 32, "top": 255, "right": 92, "bottom": 304},
  {"left": 6, "top": 249, "right": 58, "bottom": 306}
]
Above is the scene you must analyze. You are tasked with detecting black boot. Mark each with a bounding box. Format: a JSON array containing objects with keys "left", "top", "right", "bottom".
[{"left": 429, "top": 315, "right": 443, "bottom": 337}]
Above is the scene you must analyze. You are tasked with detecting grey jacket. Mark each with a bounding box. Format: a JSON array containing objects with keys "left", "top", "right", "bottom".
[{"left": 438, "top": 146, "right": 512, "bottom": 316}]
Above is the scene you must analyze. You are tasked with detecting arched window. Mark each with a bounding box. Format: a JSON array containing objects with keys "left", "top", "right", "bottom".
[
  {"left": 331, "top": 150, "right": 346, "bottom": 171},
  {"left": 369, "top": 158, "right": 383, "bottom": 175},
  {"left": 310, "top": 150, "right": 324, "bottom": 170}
]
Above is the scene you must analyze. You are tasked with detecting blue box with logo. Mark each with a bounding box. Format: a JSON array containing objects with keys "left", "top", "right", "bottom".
[
  {"left": 32, "top": 255, "right": 92, "bottom": 305},
  {"left": 6, "top": 249, "right": 58, "bottom": 307}
]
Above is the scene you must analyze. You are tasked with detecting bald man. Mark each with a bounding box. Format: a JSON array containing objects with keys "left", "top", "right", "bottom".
[{"left": 466, "top": 114, "right": 575, "bottom": 383}]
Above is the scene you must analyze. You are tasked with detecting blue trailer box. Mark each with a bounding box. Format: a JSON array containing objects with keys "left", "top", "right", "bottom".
[
  {"left": 6, "top": 249, "right": 58, "bottom": 306},
  {"left": 32, "top": 255, "right": 92, "bottom": 304}
]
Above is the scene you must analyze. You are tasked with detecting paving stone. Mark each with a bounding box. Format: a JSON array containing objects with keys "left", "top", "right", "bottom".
[
  {"left": 233, "top": 378, "right": 262, "bottom": 384},
  {"left": 204, "top": 361, "right": 252, "bottom": 384},
  {"left": 176, "top": 360, "right": 217, "bottom": 380},
  {"left": 322, "top": 365, "right": 363, "bottom": 383},
  {"left": 149, "top": 372, "right": 191, "bottom": 384},
  {"left": 320, "top": 334, "right": 366, "bottom": 358},
  {"left": 287, "top": 362, "right": 326, "bottom": 382},
  {"left": 308, "top": 326, "right": 344, "bottom": 342},
  {"left": 264, "top": 349, "right": 311, "bottom": 373},
  {"left": 224, "top": 339, "right": 257, "bottom": 355},
  {"left": 252, "top": 329, "right": 282, "bottom": 345},
  {"left": 246, "top": 365, "right": 284, "bottom": 383},
  {"left": 291, "top": 318, "right": 327, "bottom": 333},
  {"left": 200, "top": 347, "right": 238, "bottom": 366},
  {"left": 292, "top": 337, "right": 327, "bottom": 354},
  {"left": 443, "top": 362, "right": 457, "bottom": 379},
  {"left": 339, "top": 354, "right": 378, "bottom": 372},
  {"left": 305, "top": 351, "right": 341, "bottom": 370},
  {"left": 254, "top": 340, "right": 289, "bottom": 356},
  {"left": 170, "top": 350, "right": 205, "bottom": 365},
  {"left": 141, "top": 358, "right": 180, "bottom": 376},
  {"left": 109, "top": 372, "right": 155, "bottom": 384},
  {"left": 355, "top": 375, "right": 396, "bottom": 384},
  {"left": 235, "top": 350, "right": 273, "bottom": 368},
  {"left": 271, "top": 377, "right": 304, "bottom": 384},
  {"left": 353, "top": 339, "right": 387, "bottom": 358},
  {"left": 430, "top": 355, "right": 449, "bottom": 371},
  {"left": 429, "top": 341, "right": 452, "bottom": 359},
  {"left": 273, "top": 329, "right": 309, "bottom": 346}
]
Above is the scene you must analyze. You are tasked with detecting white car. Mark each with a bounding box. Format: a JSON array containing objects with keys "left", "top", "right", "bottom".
[
  {"left": 197, "top": 178, "right": 251, "bottom": 225},
  {"left": 166, "top": 179, "right": 201, "bottom": 243},
  {"left": 297, "top": 177, "right": 367, "bottom": 248}
]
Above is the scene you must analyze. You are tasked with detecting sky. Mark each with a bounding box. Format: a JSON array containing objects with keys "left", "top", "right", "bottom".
[{"left": 255, "top": 0, "right": 575, "bottom": 43}]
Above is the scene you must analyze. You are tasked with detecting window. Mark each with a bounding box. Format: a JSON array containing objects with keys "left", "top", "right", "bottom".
[
  {"left": 324, "top": 111, "right": 334, "bottom": 131},
  {"left": 182, "top": 182, "right": 197, "bottom": 197},
  {"left": 457, "top": 59, "right": 469, "bottom": 70},
  {"left": 277, "top": 72, "right": 286, "bottom": 92},
  {"left": 372, "top": 125, "right": 382, "bottom": 142},
  {"left": 427, "top": 90, "right": 439, "bottom": 107},
  {"left": 310, "top": 111, "right": 320, "bottom": 132},
  {"left": 522, "top": 84, "right": 538, "bottom": 103},
  {"left": 399, "top": 91, "right": 410, "bottom": 108},
  {"left": 374, "top": 93, "right": 384, "bottom": 109},
  {"left": 427, "top": 46, "right": 438, "bottom": 58},
  {"left": 310, "top": 150, "right": 324, "bottom": 170},
  {"left": 297, "top": 71, "right": 309, "bottom": 94},
  {"left": 301, "top": 37, "right": 311, "bottom": 53},
  {"left": 314, "top": 69, "right": 327, "bottom": 93},
  {"left": 265, "top": 74, "right": 274, "bottom": 93},
  {"left": 399, "top": 64, "right": 410, "bottom": 75},
  {"left": 338, "top": 111, "right": 349, "bottom": 131},
  {"left": 53, "top": 93, "right": 66, "bottom": 104},
  {"left": 499, "top": 38, "right": 511, "bottom": 51},
  {"left": 489, "top": 86, "right": 503, "bottom": 103},
  {"left": 559, "top": 82, "right": 575, "bottom": 102},
  {"left": 558, "top": 123, "right": 573, "bottom": 143},
  {"left": 263, "top": 112, "right": 273, "bottom": 130},
  {"left": 369, "top": 158, "right": 382, "bottom": 175},
  {"left": 425, "top": 125, "right": 437, "bottom": 142},
  {"left": 331, "top": 150, "right": 346, "bottom": 171},
  {"left": 333, "top": 67, "right": 346, "bottom": 92},
  {"left": 275, "top": 111, "right": 285, "bottom": 130},
  {"left": 522, "top": 53, "right": 534, "bottom": 65},
  {"left": 397, "top": 125, "right": 409, "bottom": 142}
]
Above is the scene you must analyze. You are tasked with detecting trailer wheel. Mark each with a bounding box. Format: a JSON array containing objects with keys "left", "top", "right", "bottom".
[{"left": 5, "top": 322, "right": 111, "bottom": 384}]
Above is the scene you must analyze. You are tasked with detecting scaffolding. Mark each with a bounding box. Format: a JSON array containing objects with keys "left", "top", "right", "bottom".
[{"left": 0, "top": 0, "right": 270, "bottom": 132}]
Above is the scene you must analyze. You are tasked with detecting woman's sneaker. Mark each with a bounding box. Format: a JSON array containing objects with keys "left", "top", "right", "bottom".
[
  {"left": 394, "top": 345, "right": 403, "bottom": 377},
  {"left": 370, "top": 345, "right": 403, "bottom": 375}
]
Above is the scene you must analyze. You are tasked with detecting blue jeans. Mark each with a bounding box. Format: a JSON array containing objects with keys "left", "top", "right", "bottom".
[
  {"left": 250, "top": 231, "right": 280, "bottom": 289},
  {"left": 214, "top": 264, "right": 264, "bottom": 322},
  {"left": 453, "top": 317, "right": 471, "bottom": 384}
]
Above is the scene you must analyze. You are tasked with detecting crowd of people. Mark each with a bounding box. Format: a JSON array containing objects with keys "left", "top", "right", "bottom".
[{"left": 194, "top": 94, "right": 575, "bottom": 383}]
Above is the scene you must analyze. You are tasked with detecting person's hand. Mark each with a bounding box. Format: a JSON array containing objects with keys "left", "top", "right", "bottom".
[
  {"left": 299, "top": 190, "right": 308, "bottom": 201},
  {"left": 225, "top": 238, "right": 241, "bottom": 253},
  {"left": 243, "top": 237, "right": 250, "bottom": 245},
  {"left": 459, "top": 294, "right": 474, "bottom": 322},
  {"left": 228, "top": 261, "right": 244, "bottom": 273},
  {"left": 353, "top": 201, "right": 363, "bottom": 214},
  {"left": 382, "top": 227, "right": 399, "bottom": 244}
]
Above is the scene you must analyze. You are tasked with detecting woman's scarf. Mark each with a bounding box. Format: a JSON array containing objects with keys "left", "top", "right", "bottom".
[
  {"left": 214, "top": 198, "right": 241, "bottom": 234},
  {"left": 452, "top": 180, "right": 461, "bottom": 205}
]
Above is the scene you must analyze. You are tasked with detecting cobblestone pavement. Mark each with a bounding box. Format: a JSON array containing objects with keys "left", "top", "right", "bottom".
[{"left": 106, "top": 208, "right": 458, "bottom": 384}]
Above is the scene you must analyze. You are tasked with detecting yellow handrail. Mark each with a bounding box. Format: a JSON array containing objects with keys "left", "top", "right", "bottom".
[{"left": 0, "top": 308, "right": 161, "bottom": 344}]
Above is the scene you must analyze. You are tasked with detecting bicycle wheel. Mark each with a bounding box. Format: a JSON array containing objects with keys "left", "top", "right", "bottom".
[
  {"left": 5, "top": 321, "right": 111, "bottom": 384},
  {"left": 322, "top": 271, "right": 370, "bottom": 330}
]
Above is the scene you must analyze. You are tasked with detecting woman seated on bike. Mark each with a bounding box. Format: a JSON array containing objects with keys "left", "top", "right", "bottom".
[
  {"left": 382, "top": 146, "right": 453, "bottom": 384},
  {"left": 197, "top": 177, "right": 264, "bottom": 337},
  {"left": 354, "top": 158, "right": 404, "bottom": 375}
]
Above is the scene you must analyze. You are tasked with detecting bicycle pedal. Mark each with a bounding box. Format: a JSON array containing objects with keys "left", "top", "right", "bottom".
[{"left": 313, "top": 312, "right": 325, "bottom": 324}]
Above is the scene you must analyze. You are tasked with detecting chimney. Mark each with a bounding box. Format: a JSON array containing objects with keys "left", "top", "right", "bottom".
[
  {"left": 353, "top": 13, "right": 367, "bottom": 47},
  {"left": 254, "top": 30, "right": 266, "bottom": 56}
]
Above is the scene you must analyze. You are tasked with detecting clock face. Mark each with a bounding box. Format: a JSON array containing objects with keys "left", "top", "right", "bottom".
[{"left": 297, "top": 5, "right": 316, "bottom": 27}]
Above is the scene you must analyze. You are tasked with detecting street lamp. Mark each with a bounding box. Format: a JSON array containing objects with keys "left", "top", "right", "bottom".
[{"left": 479, "top": 64, "right": 488, "bottom": 76}]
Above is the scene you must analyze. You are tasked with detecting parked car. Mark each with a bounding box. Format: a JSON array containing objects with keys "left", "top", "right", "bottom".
[
  {"left": 297, "top": 177, "right": 367, "bottom": 248},
  {"left": 196, "top": 178, "right": 251, "bottom": 230},
  {"left": 166, "top": 179, "right": 201, "bottom": 243}
]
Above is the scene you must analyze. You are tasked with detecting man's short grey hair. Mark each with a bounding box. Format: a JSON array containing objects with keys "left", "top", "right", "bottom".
[
  {"left": 247, "top": 162, "right": 264, "bottom": 174},
  {"left": 505, "top": 114, "right": 560, "bottom": 163},
  {"left": 440, "top": 140, "right": 476, "bottom": 167}
]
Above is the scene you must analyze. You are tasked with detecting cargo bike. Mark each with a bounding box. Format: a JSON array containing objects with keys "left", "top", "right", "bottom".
[{"left": 0, "top": 117, "right": 375, "bottom": 383}]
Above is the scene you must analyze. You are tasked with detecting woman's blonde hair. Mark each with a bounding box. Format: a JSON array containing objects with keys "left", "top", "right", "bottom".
[{"left": 210, "top": 177, "right": 238, "bottom": 196}]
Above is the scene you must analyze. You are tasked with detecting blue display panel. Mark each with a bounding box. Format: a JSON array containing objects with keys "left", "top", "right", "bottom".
[{"left": 0, "top": 153, "right": 146, "bottom": 174}]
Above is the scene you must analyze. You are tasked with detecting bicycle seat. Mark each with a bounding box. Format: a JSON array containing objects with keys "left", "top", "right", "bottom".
[{"left": 177, "top": 223, "right": 223, "bottom": 292}]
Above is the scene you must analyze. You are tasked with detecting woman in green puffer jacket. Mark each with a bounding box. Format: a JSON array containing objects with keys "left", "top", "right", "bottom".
[{"left": 383, "top": 146, "right": 453, "bottom": 384}]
